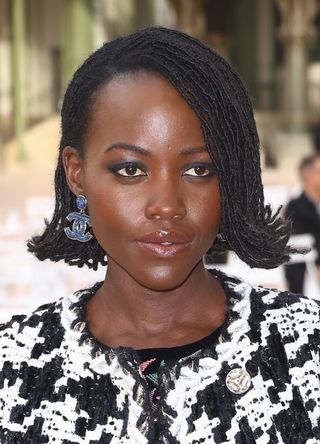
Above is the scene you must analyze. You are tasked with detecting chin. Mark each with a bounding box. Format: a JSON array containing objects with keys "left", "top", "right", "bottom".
[{"left": 132, "top": 264, "right": 198, "bottom": 292}]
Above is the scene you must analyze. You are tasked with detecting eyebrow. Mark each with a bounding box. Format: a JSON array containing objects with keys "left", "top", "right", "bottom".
[
  {"left": 104, "top": 143, "right": 207, "bottom": 156},
  {"left": 104, "top": 143, "right": 151, "bottom": 156},
  {"left": 180, "top": 146, "right": 207, "bottom": 155}
]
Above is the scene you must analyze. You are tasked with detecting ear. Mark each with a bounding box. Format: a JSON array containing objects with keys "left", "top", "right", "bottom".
[{"left": 62, "top": 146, "right": 85, "bottom": 196}]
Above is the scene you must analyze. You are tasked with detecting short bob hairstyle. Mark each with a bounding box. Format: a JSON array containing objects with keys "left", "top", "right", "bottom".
[{"left": 28, "top": 27, "right": 293, "bottom": 270}]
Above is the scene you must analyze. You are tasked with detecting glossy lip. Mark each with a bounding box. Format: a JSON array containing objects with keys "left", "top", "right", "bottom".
[{"left": 135, "top": 231, "right": 192, "bottom": 257}]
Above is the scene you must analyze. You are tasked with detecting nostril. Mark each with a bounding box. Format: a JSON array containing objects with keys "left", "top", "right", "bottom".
[
  {"left": 145, "top": 200, "right": 187, "bottom": 221},
  {"left": 144, "top": 183, "right": 187, "bottom": 220}
]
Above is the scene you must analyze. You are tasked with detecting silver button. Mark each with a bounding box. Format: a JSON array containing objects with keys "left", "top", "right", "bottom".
[{"left": 226, "top": 368, "right": 251, "bottom": 394}]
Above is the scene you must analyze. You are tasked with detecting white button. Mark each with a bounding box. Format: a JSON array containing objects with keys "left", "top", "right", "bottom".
[{"left": 226, "top": 368, "right": 251, "bottom": 394}]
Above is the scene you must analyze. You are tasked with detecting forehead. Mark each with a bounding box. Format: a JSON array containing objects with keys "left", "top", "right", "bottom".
[
  {"left": 91, "top": 71, "right": 198, "bottom": 122},
  {"left": 85, "top": 71, "right": 205, "bottom": 151}
]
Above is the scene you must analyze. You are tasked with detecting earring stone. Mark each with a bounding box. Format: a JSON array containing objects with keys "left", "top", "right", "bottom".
[{"left": 64, "top": 195, "right": 94, "bottom": 242}]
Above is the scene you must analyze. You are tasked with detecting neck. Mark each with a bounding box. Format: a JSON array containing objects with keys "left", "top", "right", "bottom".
[{"left": 86, "top": 261, "right": 226, "bottom": 349}]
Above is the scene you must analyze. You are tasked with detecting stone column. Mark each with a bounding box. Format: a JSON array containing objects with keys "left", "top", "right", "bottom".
[
  {"left": 27, "top": 0, "right": 58, "bottom": 120},
  {"left": 233, "top": 0, "right": 257, "bottom": 103},
  {"left": 277, "top": 0, "right": 319, "bottom": 130},
  {"left": 254, "top": 0, "right": 277, "bottom": 167},
  {"left": 135, "top": 0, "right": 154, "bottom": 29},
  {"left": 93, "top": 0, "right": 107, "bottom": 47},
  {"left": 61, "top": 0, "right": 94, "bottom": 95},
  {"left": 171, "top": 0, "right": 206, "bottom": 39},
  {"left": 11, "top": 0, "right": 26, "bottom": 161},
  {"left": 0, "top": 0, "right": 11, "bottom": 167},
  {"left": 256, "top": 0, "right": 275, "bottom": 110}
]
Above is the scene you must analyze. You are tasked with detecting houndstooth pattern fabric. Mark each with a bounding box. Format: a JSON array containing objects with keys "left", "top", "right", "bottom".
[{"left": 0, "top": 271, "right": 320, "bottom": 443}]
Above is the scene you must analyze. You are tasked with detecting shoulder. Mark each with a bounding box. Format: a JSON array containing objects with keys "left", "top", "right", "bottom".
[
  {"left": 252, "top": 285, "right": 319, "bottom": 314},
  {"left": 286, "top": 193, "right": 313, "bottom": 213},
  {"left": 0, "top": 298, "right": 64, "bottom": 335},
  {"left": 221, "top": 269, "right": 317, "bottom": 311},
  {"left": 221, "top": 269, "right": 320, "bottom": 336},
  {"left": 224, "top": 277, "right": 320, "bottom": 373},
  {"left": 0, "top": 298, "right": 65, "bottom": 362},
  {"left": 0, "top": 282, "right": 101, "bottom": 363},
  {"left": 285, "top": 194, "right": 301, "bottom": 212},
  {"left": 247, "top": 285, "right": 320, "bottom": 342}
]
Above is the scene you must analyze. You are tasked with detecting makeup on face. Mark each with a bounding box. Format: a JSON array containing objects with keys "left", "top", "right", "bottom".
[{"left": 79, "top": 72, "right": 221, "bottom": 291}]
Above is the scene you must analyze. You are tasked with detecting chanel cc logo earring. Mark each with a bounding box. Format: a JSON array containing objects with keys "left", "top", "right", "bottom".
[{"left": 64, "top": 195, "right": 94, "bottom": 242}]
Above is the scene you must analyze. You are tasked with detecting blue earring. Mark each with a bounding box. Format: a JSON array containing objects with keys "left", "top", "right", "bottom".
[{"left": 64, "top": 195, "right": 94, "bottom": 242}]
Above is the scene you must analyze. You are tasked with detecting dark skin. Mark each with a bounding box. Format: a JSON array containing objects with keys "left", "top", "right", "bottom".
[{"left": 63, "top": 71, "right": 226, "bottom": 350}]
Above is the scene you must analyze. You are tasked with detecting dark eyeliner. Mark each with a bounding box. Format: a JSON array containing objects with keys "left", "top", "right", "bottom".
[
  {"left": 107, "top": 161, "right": 147, "bottom": 177},
  {"left": 183, "top": 162, "right": 217, "bottom": 176}
]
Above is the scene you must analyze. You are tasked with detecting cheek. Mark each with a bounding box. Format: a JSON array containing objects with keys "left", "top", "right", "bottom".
[
  {"left": 85, "top": 176, "right": 221, "bottom": 255},
  {"left": 86, "top": 188, "right": 144, "bottom": 243},
  {"left": 192, "top": 184, "right": 221, "bottom": 232},
  {"left": 183, "top": 187, "right": 221, "bottom": 255}
]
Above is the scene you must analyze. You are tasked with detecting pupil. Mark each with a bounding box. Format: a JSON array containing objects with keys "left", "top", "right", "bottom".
[
  {"left": 126, "top": 167, "right": 137, "bottom": 175},
  {"left": 195, "top": 167, "right": 205, "bottom": 175}
]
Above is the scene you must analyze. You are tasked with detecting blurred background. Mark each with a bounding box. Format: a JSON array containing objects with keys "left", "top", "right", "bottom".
[{"left": 1, "top": 0, "right": 320, "bottom": 321}]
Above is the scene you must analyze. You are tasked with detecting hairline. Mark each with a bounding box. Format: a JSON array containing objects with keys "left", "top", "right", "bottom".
[{"left": 78, "top": 67, "right": 215, "bottom": 163}]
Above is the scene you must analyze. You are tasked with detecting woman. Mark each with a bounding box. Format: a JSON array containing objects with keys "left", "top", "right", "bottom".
[{"left": 0, "top": 27, "right": 319, "bottom": 444}]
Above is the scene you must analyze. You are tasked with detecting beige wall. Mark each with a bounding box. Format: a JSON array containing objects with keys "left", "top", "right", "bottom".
[
  {"left": 26, "top": 0, "right": 61, "bottom": 119},
  {"left": 0, "top": 0, "right": 62, "bottom": 126}
]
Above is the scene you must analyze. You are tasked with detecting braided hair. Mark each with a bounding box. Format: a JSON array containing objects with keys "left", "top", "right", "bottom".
[{"left": 28, "top": 26, "right": 293, "bottom": 270}]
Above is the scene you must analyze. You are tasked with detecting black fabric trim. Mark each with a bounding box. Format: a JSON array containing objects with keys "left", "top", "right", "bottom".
[{"left": 136, "top": 325, "right": 222, "bottom": 363}]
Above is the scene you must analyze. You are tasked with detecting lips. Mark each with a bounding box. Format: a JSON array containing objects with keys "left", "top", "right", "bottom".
[
  {"left": 137, "top": 230, "right": 191, "bottom": 244},
  {"left": 135, "top": 231, "right": 192, "bottom": 257}
]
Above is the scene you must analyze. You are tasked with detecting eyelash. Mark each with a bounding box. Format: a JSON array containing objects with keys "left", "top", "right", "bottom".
[
  {"left": 183, "top": 164, "right": 216, "bottom": 177},
  {"left": 108, "top": 162, "right": 147, "bottom": 178},
  {"left": 107, "top": 162, "right": 216, "bottom": 179}
]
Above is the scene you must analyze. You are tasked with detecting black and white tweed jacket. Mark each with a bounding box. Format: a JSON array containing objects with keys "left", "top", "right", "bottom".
[{"left": 0, "top": 271, "right": 319, "bottom": 443}]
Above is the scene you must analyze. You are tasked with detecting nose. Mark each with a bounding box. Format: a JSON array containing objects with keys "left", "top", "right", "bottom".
[{"left": 145, "top": 178, "right": 187, "bottom": 221}]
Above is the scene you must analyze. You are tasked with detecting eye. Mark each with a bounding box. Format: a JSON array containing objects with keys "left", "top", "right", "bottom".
[
  {"left": 107, "top": 162, "right": 147, "bottom": 178},
  {"left": 117, "top": 166, "right": 146, "bottom": 177},
  {"left": 183, "top": 164, "right": 215, "bottom": 177}
]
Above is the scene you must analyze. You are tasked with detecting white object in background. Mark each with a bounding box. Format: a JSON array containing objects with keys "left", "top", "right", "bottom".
[
  {"left": 208, "top": 252, "right": 286, "bottom": 292},
  {"left": 1, "top": 210, "right": 23, "bottom": 236},
  {"left": 263, "top": 185, "right": 290, "bottom": 214},
  {"left": 25, "top": 196, "right": 54, "bottom": 231}
]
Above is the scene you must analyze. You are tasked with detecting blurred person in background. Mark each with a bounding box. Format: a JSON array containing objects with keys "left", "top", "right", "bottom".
[
  {"left": 312, "top": 121, "right": 320, "bottom": 152},
  {"left": 285, "top": 154, "right": 320, "bottom": 294},
  {"left": 0, "top": 27, "right": 320, "bottom": 443}
]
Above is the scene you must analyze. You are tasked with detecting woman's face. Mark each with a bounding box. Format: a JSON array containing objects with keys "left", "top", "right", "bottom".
[{"left": 64, "top": 72, "right": 221, "bottom": 291}]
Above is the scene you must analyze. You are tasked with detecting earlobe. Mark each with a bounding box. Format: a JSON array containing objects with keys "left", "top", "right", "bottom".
[{"left": 62, "top": 146, "right": 84, "bottom": 196}]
